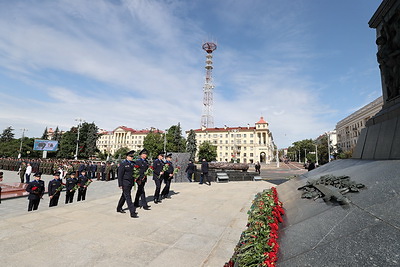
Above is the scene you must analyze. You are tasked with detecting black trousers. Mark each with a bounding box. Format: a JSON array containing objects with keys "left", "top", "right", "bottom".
[
  {"left": 134, "top": 182, "right": 148, "bottom": 207},
  {"left": 28, "top": 199, "right": 40, "bottom": 211},
  {"left": 153, "top": 178, "right": 163, "bottom": 201},
  {"left": 65, "top": 191, "right": 75, "bottom": 204},
  {"left": 77, "top": 188, "right": 87, "bottom": 201},
  {"left": 117, "top": 185, "right": 136, "bottom": 215},
  {"left": 161, "top": 179, "right": 171, "bottom": 197},
  {"left": 49, "top": 194, "right": 60, "bottom": 207}
]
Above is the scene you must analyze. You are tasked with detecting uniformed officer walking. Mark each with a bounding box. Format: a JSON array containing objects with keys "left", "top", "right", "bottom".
[
  {"left": 116, "top": 150, "right": 138, "bottom": 218},
  {"left": 161, "top": 153, "right": 175, "bottom": 199},
  {"left": 134, "top": 149, "right": 151, "bottom": 210},
  {"left": 48, "top": 172, "right": 63, "bottom": 207},
  {"left": 26, "top": 173, "right": 45, "bottom": 211},
  {"left": 65, "top": 172, "right": 78, "bottom": 204},
  {"left": 152, "top": 152, "right": 165, "bottom": 204},
  {"left": 77, "top": 170, "right": 90, "bottom": 201}
]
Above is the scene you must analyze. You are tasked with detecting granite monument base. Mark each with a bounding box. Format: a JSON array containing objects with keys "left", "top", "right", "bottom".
[{"left": 276, "top": 159, "right": 400, "bottom": 266}]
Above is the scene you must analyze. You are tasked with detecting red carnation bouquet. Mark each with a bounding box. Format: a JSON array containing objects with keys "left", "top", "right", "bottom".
[
  {"left": 173, "top": 166, "right": 181, "bottom": 175},
  {"left": 144, "top": 165, "right": 154, "bottom": 177}
]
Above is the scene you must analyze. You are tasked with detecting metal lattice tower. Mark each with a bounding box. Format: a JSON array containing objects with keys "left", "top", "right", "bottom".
[{"left": 201, "top": 42, "right": 217, "bottom": 128}]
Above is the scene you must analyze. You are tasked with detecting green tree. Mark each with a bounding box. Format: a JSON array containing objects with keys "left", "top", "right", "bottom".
[
  {"left": 143, "top": 130, "right": 164, "bottom": 159},
  {"left": 1, "top": 126, "right": 15, "bottom": 142},
  {"left": 198, "top": 141, "right": 217, "bottom": 162},
  {"left": 186, "top": 129, "right": 197, "bottom": 160},
  {"left": 287, "top": 139, "right": 315, "bottom": 163},
  {"left": 53, "top": 126, "right": 62, "bottom": 142},
  {"left": 41, "top": 127, "right": 48, "bottom": 140},
  {"left": 114, "top": 147, "right": 130, "bottom": 160},
  {"left": 166, "top": 124, "right": 186, "bottom": 152},
  {"left": 57, "top": 129, "right": 77, "bottom": 159},
  {"left": 81, "top": 122, "right": 99, "bottom": 158}
]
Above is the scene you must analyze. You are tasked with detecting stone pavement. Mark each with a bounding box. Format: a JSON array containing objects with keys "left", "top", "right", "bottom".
[{"left": 0, "top": 169, "right": 276, "bottom": 266}]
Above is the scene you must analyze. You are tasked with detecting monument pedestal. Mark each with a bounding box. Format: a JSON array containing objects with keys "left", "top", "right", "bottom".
[{"left": 353, "top": 0, "right": 400, "bottom": 160}]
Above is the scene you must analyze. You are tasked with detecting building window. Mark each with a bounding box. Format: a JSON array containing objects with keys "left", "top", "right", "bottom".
[
  {"left": 250, "top": 140, "right": 253, "bottom": 144},
  {"left": 244, "top": 134, "right": 247, "bottom": 138},
  {"left": 250, "top": 134, "right": 254, "bottom": 138},
  {"left": 250, "top": 153, "right": 253, "bottom": 157}
]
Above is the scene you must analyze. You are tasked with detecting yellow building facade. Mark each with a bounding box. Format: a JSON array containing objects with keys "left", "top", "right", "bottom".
[
  {"left": 190, "top": 117, "right": 275, "bottom": 163},
  {"left": 96, "top": 126, "right": 161, "bottom": 155}
]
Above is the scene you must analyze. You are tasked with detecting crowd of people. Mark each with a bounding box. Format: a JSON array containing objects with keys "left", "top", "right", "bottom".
[
  {"left": 0, "top": 157, "right": 120, "bottom": 184},
  {"left": 0, "top": 153, "right": 214, "bottom": 217}
]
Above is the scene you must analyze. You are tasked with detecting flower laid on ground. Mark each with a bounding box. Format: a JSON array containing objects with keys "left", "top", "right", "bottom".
[
  {"left": 144, "top": 166, "right": 154, "bottom": 177},
  {"left": 224, "top": 187, "right": 284, "bottom": 267}
]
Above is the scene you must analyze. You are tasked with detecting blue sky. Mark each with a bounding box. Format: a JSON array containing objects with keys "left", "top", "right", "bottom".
[{"left": 0, "top": 0, "right": 382, "bottom": 148}]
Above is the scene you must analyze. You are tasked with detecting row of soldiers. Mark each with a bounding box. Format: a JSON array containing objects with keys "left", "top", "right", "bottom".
[
  {"left": 26, "top": 170, "right": 92, "bottom": 211},
  {"left": 117, "top": 149, "right": 177, "bottom": 219},
  {"left": 0, "top": 157, "right": 119, "bottom": 183}
]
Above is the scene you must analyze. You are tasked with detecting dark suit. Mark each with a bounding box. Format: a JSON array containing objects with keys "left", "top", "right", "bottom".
[
  {"left": 161, "top": 161, "right": 174, "bottom": 198},
  {"left": 185, "top": 162, "right": 196, "bottom": 182},
  {"left": 116, "top": 159, "right": 136, "bottom": 215},
  {"left": 152, "top": 158, "right": 164, "bottom": 202},
  {"left": 200, "top": 161, "right": 211, "bottom": 185},
  {"left": 48, "top": 178, "right": 62, "bottom": 207},
  {"left": 26, "top": 179, "right": 45, "bottom": 211},
  {"left": 65, "top": 177, "right": 78, "bottom": 204},
  {"left": 134, "top": 158, "right": 149, "bottom": 208}
]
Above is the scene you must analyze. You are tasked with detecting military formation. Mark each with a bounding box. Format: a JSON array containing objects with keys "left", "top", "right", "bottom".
[{"left": 0, "top": 157, "right": 119, "bottom": 183}]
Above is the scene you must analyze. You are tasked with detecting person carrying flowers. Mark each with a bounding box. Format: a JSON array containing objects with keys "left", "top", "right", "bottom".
[
  {"left": 160, "top": 153, "right": 175, "bottom": 199},
  {"left": 48, "top": 171, "right": 63, "bottom": 207},
  {"left": 65, "top": 172, "right": 78, "bottom": 204},
  {"left": 133, "top": 149, "right": 151, "bottom": 210},
  {"left": 77, "top": 170, "right": 91, "bottom": 201},
  {"left": 26, "top": 172, "right": 45, "bottom": 211},
  {"left": 152, "top": 151, "right": 165, "bottom": 204}
]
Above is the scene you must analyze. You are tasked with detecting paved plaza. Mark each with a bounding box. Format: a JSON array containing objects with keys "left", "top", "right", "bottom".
[{"left": 0, "top": 169, "right": 276, "bottom": 266}]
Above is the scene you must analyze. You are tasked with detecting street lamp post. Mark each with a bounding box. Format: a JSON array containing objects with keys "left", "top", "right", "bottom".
[
  {"left": 75, "top": 118, "right": 84, "bottom": 160},
  {"left": 298, "top": 150, "right": 301, "bottom": 163},
  {"left": 326, "top": 132, "right": 331, "bottom": 162},
  {"left": 164, "top": 129, "right": 167, "bottom": 153},
  {"left": 18, "top": 128, "right": 28, "bottom": 159},
  {"left": 304, "top": 149, "right": 307, "bottom": 164},
  {"left": 315, "top": 144, "right": 319, "bottom": 166}
]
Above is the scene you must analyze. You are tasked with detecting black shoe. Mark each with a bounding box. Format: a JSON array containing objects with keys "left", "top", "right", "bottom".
[
  {"left": 131, "top": 213, "right": 139, "bottom": 218},
  {"left": 143, "top": 206, "right": 151, "bottom": 210},
  {"left": 117, "top": 209, "right": 126, "bottom": 213}
]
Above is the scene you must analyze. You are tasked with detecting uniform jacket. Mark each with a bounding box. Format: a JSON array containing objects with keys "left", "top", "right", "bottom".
[
  {"left": 78, "top": 174, "right": 89, "bottom": 188},
  {"left": 48, "top": 179, "right": 62, "bottom": 196},
  {"left": 163, "top": 161, "right": 174, "bottom": 180},
  {"left": 135, "top": 158, "right": 149, "bottom": 182},
  {"left": 152, "top": 158, "right": 164, "bottom": 180},
  {"left": 118, "top": 159, "right": 134, "bottom": 187},
  {"left": 26, "top": 179, "right": 45, "bottom": 200},
  {"left": 66, "top": 177, "right": 78, "bottom": 191}
]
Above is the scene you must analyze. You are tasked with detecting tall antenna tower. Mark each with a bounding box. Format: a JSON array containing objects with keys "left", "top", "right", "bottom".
[{"left": 201, "top": 42, "right": 217, "bottom": 128}]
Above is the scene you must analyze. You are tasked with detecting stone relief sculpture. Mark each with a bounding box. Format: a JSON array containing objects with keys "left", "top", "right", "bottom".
[{"left": 377, "top": 8, "right": 400, "bottom": 100}]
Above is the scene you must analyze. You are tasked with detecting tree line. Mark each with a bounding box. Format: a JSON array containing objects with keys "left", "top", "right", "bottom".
[{"left": 0, "top": 124, "right": 217, "bottom": 162}]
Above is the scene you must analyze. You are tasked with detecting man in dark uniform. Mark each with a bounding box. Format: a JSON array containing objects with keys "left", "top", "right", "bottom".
[
  {"left": 77, "top": 170, "right": 91, "bottom": 201},
  {"left": 116, "top": 150, "right": 138, "bottom": 218},
  {"left": 65, "top": 172, "right": 78, "bottom": 204},
  {"left": 26, "top": 173, "right": 45, "bottom": 211},
  {"left": 185, "top": 160, "right": 196, "bottom": 182},
  {"left": 152, "top": 151, "right": 165, "bottom": 204},
  {"left": 134, "top": 149, "right": 151, "bottom": 210},
  {"left": 48, "top": 172, "right": 63, "bottom": 207},
  {"left": 161, "top": 153, "right": 174, "bottom": 199},
  {"left": 200, "top": 158, "right": 211, "bottom": 185}
]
